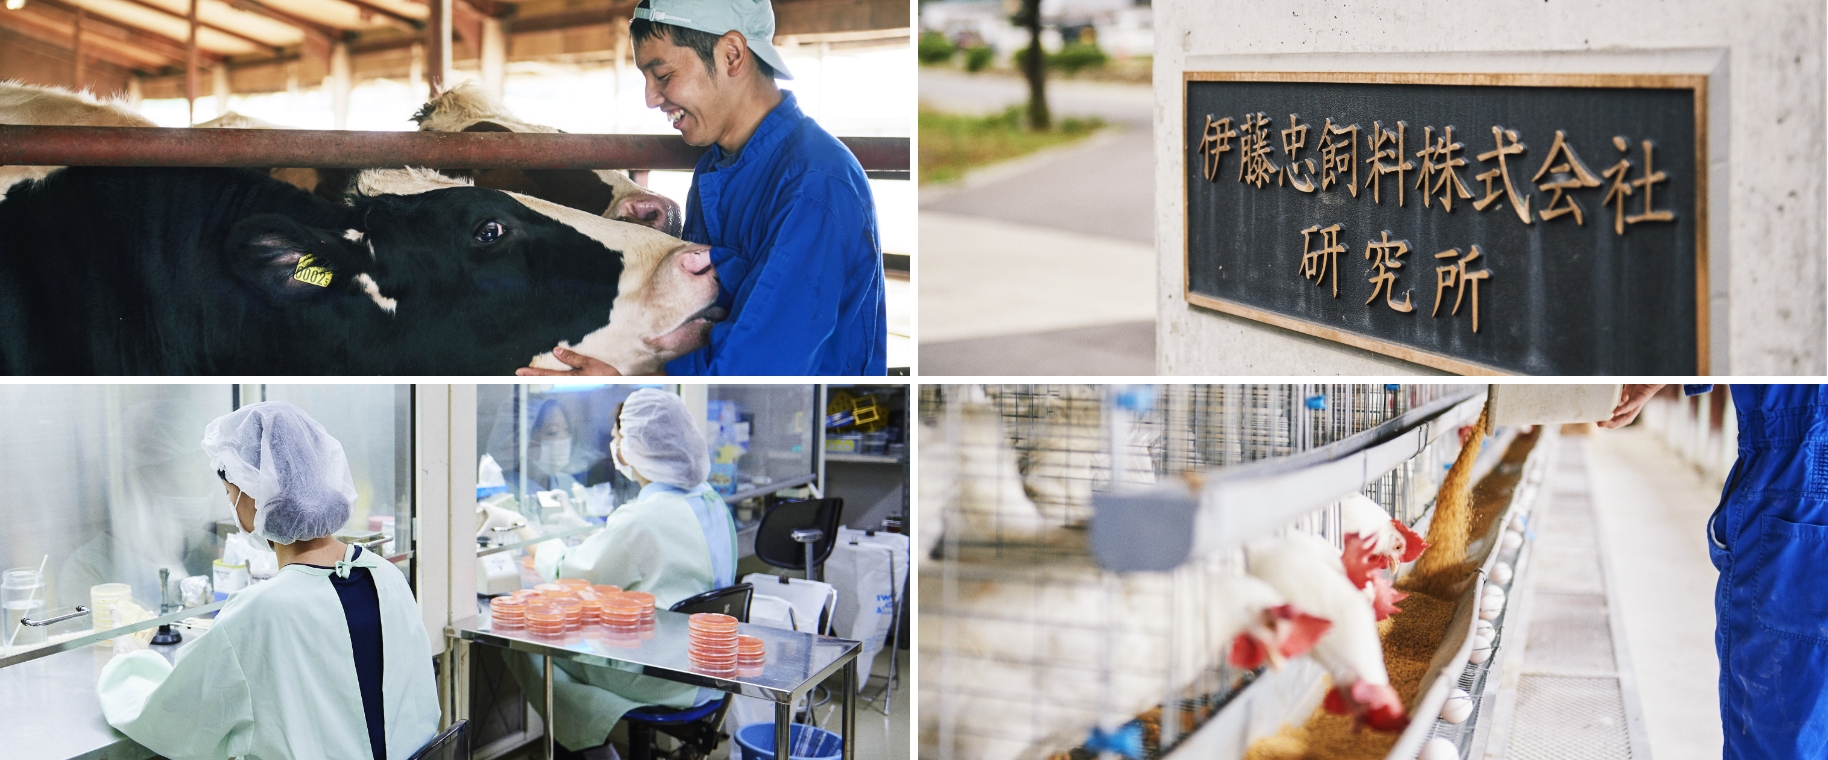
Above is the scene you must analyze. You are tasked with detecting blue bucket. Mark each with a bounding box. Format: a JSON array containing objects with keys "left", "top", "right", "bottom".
[{"left": 733, "top": 723, "right": 843, "bottom": 760}]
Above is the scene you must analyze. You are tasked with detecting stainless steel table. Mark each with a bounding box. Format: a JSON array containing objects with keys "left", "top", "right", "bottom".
[
  {"left": 448, "top": 612, "right": 861, "bottom": 760},
  {"left": 1, "top": 641, "right": 178, "bottom": 760}
]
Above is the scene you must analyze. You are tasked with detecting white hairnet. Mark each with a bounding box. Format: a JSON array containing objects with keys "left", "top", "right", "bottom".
[
  {"left": 200, "top": 401, "right": 357, "bottom": 545},
  {"left": 617, "top": 389, "right": 709, "bottom": 489}
]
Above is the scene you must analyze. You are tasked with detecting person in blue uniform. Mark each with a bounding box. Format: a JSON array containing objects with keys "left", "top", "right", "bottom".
[
  {"left": 1604, "top": 384, "right": 1828, "bottom": 760},
  {"left": 519, "top": 0, "right": 886, "bottom": 377}
]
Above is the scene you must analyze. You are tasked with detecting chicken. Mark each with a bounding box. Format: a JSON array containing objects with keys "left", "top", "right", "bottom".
[
  {"left": 1245, "top": 533, "right": 1409, "bottom": 732},
  {"left": 918, "top": 567, "right": 1328, "bottom": 760},
  {"left": 1339, "top": 493, "right": 1429, "bottom": 586},
  {"left": 918, "top": 400, "right": 1055, "bottom": 552},
  {"left": 988, "top": 385, "right": 1157, "bottom": 526},
  {"left": 1339, "top": 494, "right": 1427, "bottom": 621}
]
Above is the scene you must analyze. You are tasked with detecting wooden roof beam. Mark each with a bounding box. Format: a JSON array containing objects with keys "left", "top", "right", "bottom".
[
  {"left": 109, "top": 0, "right": 286, "bottom": 53},
  {"left": 0, "top": 12, "right": 169, "bottom": 72},
  {"left": 224, "top": 0, "right": 342, "bottom": 59},
  {"left": 30, "top": 0, "right": 225, "bottom": 65},
  {"left": 337, "top": 0, "right": 423, "bottom": 32}
]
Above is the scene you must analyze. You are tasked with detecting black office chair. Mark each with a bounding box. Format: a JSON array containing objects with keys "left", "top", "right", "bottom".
[
  {"left": 620, "top": 585, "right": 755, "bottom": 760},
  {"left": 407, "top": 719, "right": 470, "bottom": 760},
  {"left": 755, "top": 498, "right": 844, "bottom": 582}
]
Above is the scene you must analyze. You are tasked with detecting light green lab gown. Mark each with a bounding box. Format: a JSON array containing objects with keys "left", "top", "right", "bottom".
[
  {"left": 96, "top": 544, "right": 440, "bottom": 760},
  {"left": 512, "top": 482, "right": 738, "bottom": 751}
]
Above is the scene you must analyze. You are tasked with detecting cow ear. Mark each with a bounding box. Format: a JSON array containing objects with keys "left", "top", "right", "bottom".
[{"left": 224, "top": 214, "right": 358, "bottom": 303}]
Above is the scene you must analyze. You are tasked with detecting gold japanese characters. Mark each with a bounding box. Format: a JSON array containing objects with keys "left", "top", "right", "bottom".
[{"left": 1198, "top": 112, "right": 1676, "bottom": 235}]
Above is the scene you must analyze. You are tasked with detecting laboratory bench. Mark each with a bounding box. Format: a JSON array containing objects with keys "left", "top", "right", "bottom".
[
  {"left": 1, "top": 639, "right": 175, "bottom": 760},
  {"left": 447, "top": 610, "right": 861, "bottom": 760}
]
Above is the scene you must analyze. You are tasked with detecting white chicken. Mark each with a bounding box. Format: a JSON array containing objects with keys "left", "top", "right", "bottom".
[
  {"left": 918, "top": 567, "right": 1329, "bottom": 760},
  {"left": 990, "top": 385, "right": 1157, "bottom": 526},
  {"left": 918, "top": 400, "right": 1055, "bottom": 553},
  {"left": 1339, "top": 493, "right": 1428, "bottom": 621},
  {"left": 1245, "top": 532, "right": 1410, "bottom": 732}
]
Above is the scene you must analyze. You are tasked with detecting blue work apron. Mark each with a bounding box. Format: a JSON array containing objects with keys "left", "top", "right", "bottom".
[{"left": 1708, "top": 385, "right": 1828, "bottom": 759}]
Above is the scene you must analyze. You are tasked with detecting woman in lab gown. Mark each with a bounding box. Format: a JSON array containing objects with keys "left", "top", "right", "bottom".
[
  {"left": 508, "top": 389, "right": 738, "bottom": 758},
  {"left": 94, "top": 402, "right": 440, "bottom": 760}
]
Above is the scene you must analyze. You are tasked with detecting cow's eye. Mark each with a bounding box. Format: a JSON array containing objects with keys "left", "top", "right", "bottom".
[{"left": 474, "top": 221, "right": 506, "bottom": 244}]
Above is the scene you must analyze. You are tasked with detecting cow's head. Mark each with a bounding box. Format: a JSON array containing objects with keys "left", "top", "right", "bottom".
[
  {"left": 411, "top": 84, "right": 685, "bottom": 237},
  {"left": 348, "top": 168, "right": 720, "bottom": 374}
]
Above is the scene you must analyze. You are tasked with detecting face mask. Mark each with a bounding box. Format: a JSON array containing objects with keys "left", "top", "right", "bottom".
[
  {"left": 533, "top": 437, "right": 572, "bottom": 473},
  {"left": 610, "top": 436, "right": 639, "bottom": 481}
]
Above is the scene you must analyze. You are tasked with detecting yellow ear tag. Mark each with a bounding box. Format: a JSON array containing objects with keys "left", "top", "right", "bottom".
[{"left": 292, "top": 253, "right": 334, "bottom": 287}]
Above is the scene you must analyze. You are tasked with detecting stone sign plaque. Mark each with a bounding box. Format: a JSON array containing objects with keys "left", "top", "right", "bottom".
[{"left": 1183, "top": 72, "right": 1707, "bottom": 374}]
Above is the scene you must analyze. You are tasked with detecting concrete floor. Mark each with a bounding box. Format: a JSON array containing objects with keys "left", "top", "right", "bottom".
[
  {"left": 1584, "top": 427, "right": 1723, "bottom": 760},
  {"left": 918, "top": 70, "right": 1158, "bottom": 375}
]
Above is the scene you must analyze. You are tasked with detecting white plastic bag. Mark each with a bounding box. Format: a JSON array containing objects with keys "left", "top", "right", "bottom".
[{"left": 825, "top": 528, "right": 909, "bottom": 688}]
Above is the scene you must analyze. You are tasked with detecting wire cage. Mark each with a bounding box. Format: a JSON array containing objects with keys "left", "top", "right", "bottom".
[{"left": 918, "top": 384, "right": 1481, "bottom": 760}]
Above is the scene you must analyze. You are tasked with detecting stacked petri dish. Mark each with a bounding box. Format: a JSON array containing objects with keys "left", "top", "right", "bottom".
[
  {"left": 736, "top": 635, "right": 765, "bottom": 675},
  {"left": 622, "top": 591, "right": 656, "bottom": 622},
  {"left": 525, "top": 602, "right": 565, "bottom": 637},
  {"left": 590, "top": 584, "right": 623, "bottom": 598},
  {"left": 600, "top": 594, "right": 642, "bottom": 633},
  {"left": 490, "top": 596, "right": 528, "bottom": 630},
  {"left": 687, "top": 613, "right": 739, "bottom": 676},
  {"left": 556, "top": 578, "right": 591, "bottom": 592},
  {"left": 534, "top": 583, "right": 568, "bottom": 598},
  {"left": 554, "top": 596, "right": 585, "bottom": 631}
]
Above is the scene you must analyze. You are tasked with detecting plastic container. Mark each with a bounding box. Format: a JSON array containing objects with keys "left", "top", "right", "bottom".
[
  {"left": 2, "top": 568, "right": 47, "bottom": 649},
  {"left": 90, "top": 583, "right": 133, "bottom": 647},
  {"left": 733, "top": 723, "right": 843, "bottom": 760}
]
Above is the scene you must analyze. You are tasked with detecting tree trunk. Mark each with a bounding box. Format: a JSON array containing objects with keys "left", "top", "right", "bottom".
[{"left": 1022, "top": 0, "right": 1049, "bottom": 130}]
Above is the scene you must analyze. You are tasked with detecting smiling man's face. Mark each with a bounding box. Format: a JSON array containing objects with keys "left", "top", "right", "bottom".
[{"left": 637, "top": 32, "right": 741, "bottom": 148}]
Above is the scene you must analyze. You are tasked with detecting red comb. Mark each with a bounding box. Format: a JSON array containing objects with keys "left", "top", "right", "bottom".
[
  {"left": 1341, "top": 533, "right": 1388, "bottom": 588},
  {"left": 1391, "top": 518, "right": 1429, "bottom": 563}
]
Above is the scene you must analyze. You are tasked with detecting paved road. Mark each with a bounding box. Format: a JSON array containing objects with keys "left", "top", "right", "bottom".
[{"left": 918, "top": 69, "right": 1157, "bottom": 375}]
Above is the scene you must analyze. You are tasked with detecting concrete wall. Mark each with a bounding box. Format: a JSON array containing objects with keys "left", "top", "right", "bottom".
[{"left": 1153, "top": 0, "right": 1824, "bottom": 376}]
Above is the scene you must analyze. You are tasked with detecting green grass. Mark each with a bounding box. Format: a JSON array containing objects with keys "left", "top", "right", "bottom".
[{"left": 918, "top": 105, "right": 1104, "bottom": 185}]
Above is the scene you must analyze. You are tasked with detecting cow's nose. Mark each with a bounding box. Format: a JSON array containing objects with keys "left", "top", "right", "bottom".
[{"left": 677, "top": 245, "right": 714, "bottom": 277}]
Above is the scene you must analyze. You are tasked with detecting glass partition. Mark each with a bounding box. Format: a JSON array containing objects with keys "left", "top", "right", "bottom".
[
  {"left": 0, "top": 384, "right": 412, "bottom": 657},
  {"left": 705, "top": 385, "right": 819, "bottom": 502},
  {"left": 471, "top": 384, "right": 822, "bottom": 555}
]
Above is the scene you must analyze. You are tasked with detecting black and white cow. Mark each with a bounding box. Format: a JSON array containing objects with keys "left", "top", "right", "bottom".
[
  {"left": 0, "top": 165, "right": 720, "bottom": 374},
  {"left": 0, "top": 83, "right": 720, "bottom": 375}
]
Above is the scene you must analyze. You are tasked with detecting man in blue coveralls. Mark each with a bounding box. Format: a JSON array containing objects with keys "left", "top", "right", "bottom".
[
  {"left": 518, "top": 0, "right": 887, "bottom": 376},
  {"left": 1603, "top": 384, "right": 1828, "bottom": 759}
]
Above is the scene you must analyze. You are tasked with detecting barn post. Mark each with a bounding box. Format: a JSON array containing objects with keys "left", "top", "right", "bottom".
[
  {"left": 185, "top": 0, "right": 199, "bottom": 125},
  {"left": 71, "top": 8, "right": 85, "bottom": 91},
  {"left": 330, "top": 40, "right": 352, "bottom": 129},
  {"left": 426, "top": 0, "right": 452, "bottom": 97},
  {"left": 410, "top": 41, "right": 426, "bottom": 95},
  {"left": 127, "top": 76, "right": 143, "bottom": 107},
  {"left": 213, "top": 64, "right": 230, "bottom": 119},
  {"left": 480, "top": 17, "right": 505, "bottom": 99}
]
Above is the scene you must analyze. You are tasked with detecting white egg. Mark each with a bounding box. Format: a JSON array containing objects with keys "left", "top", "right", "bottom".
[
  {"left": 1501, "top": 530, "right": 1524, "bottom": 552},
  {"left": 1479, "top": 603, "right": 1503, "bottom": 621},
  {"left": 1469, "top": 637, "right": 1494, "bottom": 664},
  {"left": 1440, "top": 687, "right": 1473, "bottom": 724},
  {"left": 1475, "top": 619, "right": 1495, "bottom": 637},
  {"left": 1483, "top": 587, "right": 1506, "bottom": 606},
  {"left": 1508, "top": 512, "right": 1528, "bottom": 532},
  {"left": 1490, "top": 562, "right": 1514, "bottom": 585},
  {"left": 1420, "top": 736, "right": 1460, "bottom": 760}
]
